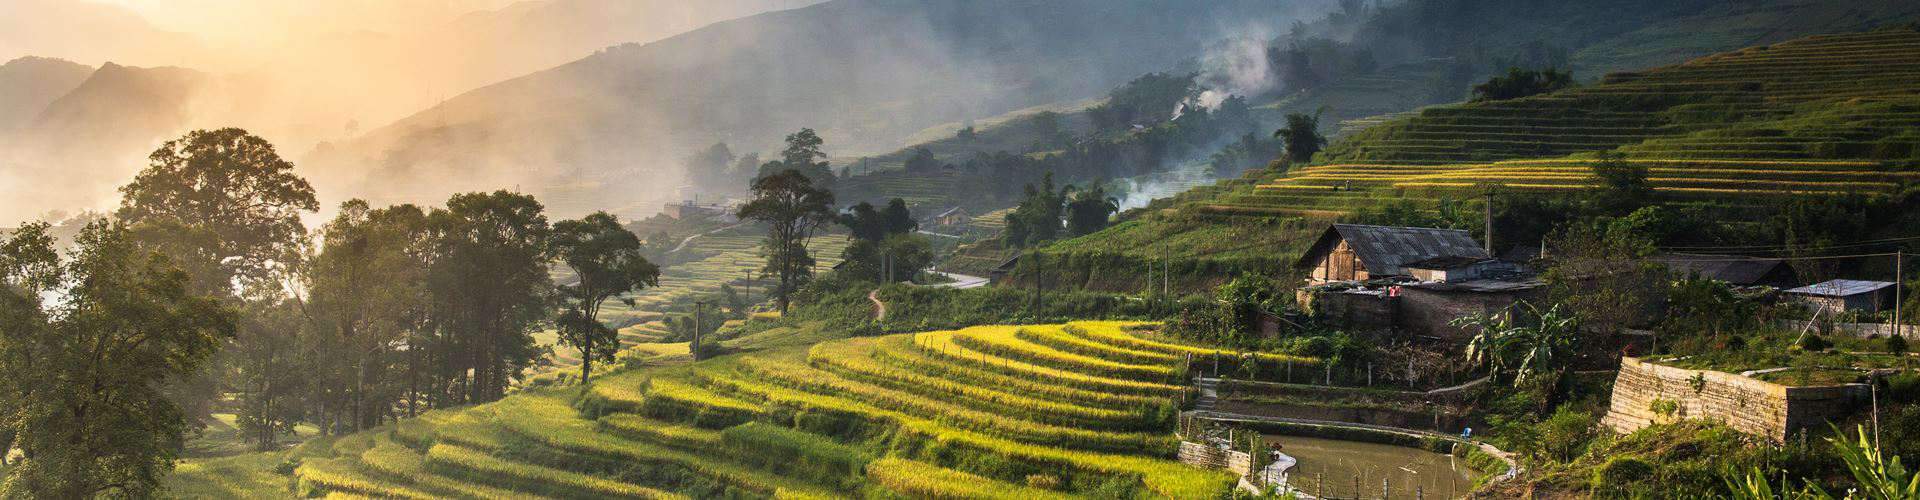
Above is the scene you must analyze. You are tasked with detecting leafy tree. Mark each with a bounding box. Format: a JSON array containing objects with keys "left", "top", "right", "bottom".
[
  {"left": 116, "top": 128, "right": 318, "bottom": 296},
  {"left": 426, "top": 191, "right": 553, "bottom": 403},
  {"left": 841, "top": 234, "right": 934, "bottom": 283},
  {"left": 304, "top": 200, "right": 431, "bottom": 431},
  {"left": 1087, "top": 72, "right": 1199, "bottom": 130},
  {"left": 879, "top": 198, "right": 917, "bottom": 236},
  {"left": 1471, "top": 67, "right": 1575, "bottom": 102},
  {"left": 1273, "top": 111, "right": 1328, "bottom": 164},
  {"left": 840, "top": 202, "right": 888, "bottom": 243},
  {"left": 1065, "top": 184, "right": 1119, "bottom": 236},
  {"left": 903, "top": 147, "right": 939, "bottom": 172},
  {"left": 1004, "top": 173, "right": 1070, "bottom": 247},
  {"left": 758, "top": 129, "right": 836, "bottom": 191},
  {"left": 229, "top": 297, "right": 308, "bottom": 451},
  {"left": 551, "top": 212, "right": 660, "bottom": 384},
  {"left": 0, "top": 220, "right": 234, "bottom": 498},
  {"left": 1542, "top": 212, "right": 1665, "bottom": 336},
  {"left": 1590, "top": 152, "right": 1651, "bottom": 212},
  {"left": 115, "top": 128, "right": 316, "bottom": 430},
  {"left": 738, "top": 169, "right": 836, "bottom": 313}
]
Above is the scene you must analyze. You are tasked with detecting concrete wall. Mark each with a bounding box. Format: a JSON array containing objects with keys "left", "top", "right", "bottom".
[
  {"left": 1298, "top": 290, "right": 1396, "bottom": 333},
  {"left": 1601, "top": 357, "right": 1865, "bottom": 442},
  {"left": 1395, "top": 287, "right": 1534, "bottom": 341}
]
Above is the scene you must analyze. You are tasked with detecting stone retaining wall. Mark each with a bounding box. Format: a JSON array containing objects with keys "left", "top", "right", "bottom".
[
  {"left": 1177, "top": 441, "right": 1252, "bottom": 477},
  {"left": 1601, "top": 357, "right": 1865, "bottom": 442}
]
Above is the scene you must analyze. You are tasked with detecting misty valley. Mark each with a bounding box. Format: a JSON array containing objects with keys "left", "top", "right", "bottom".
[{"left": 5, "top": 0, "right": 1920, "bottom": 499}]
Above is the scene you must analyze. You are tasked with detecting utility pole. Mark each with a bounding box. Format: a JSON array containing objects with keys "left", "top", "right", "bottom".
[
  {"left": 692, "top": 300, "right": 706, "bottom": 362},
  {"left": 1483, "top": 191, "right": 1495, "bottom": 254},
  {"left": 743, "top": 270, "right": 752, "bottom": 306},
  {"left": 1897, "top": 250, "right": 1904, "bottom": 339}
]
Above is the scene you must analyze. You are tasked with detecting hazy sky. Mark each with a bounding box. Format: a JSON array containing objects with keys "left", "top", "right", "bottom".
[{"left": 92, "top": 0, "right": 523, "bottom": 48}]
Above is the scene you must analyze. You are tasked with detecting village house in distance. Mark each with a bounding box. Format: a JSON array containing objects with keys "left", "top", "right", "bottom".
[{"left": 1294, "top": 224, "right": 1541, "bottom": 340}]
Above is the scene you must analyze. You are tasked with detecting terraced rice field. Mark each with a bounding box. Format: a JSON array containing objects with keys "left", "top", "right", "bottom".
[
  {"left": 1206, "top": 29, "right": 1920, "bottom": 217},
  {"left": 289, "top": 322, "right": 1293, "bottom": 498},
  {"left": 530, "top": 226, "right": 850, "bottom": 384}
]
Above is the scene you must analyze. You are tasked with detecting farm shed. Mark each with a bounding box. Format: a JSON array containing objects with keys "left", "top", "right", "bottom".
[
  {"left": 929, "top": 207, "right": 972, "bottom": 228},
  {"left": 1784, "top": 279, "right": 1899, "bottom": 315},
  {"left": 1294, "top": 224, "right": 1489, "bottom": 283},
  {"left": 1652, "top": 254, "right": 1799, "bottom": 287}
]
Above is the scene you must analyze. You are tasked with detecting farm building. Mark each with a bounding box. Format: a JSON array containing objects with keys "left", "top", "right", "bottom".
[
  {"left": 1295, "top": 224, "right": 1490, "bottom": 283},
  {"left": 662, "top": 201, "right": 735, "bottom": 221},
  {"left": 1652, "top": 254, "right": 1799, "bottom": 287},
  {"left": 929, "top": 207, "right": 972, "bottom": 228},
  {"left": 1293, "top": 224, "right": 1542, "bottom": 340},
  {"left": 1784, "top": 279, "right": 1899, "bottom": 315}
]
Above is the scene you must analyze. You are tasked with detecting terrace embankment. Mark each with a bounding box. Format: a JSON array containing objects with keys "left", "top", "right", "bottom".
[{"left": 1600, "top": 356, "right": 1866, "bottom": 442}]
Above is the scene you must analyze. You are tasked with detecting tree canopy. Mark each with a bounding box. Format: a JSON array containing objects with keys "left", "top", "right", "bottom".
[
  {"left": 738, "top": 165, "right": 836, "bottom": 313},
  {"left": 551, "top": 212, "right": 659, "bottom": 384}
]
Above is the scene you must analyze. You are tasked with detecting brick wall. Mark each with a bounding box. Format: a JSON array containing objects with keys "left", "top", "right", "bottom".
[{"left": 1601, "top": 357, "right": 1865, "bottom": 442}]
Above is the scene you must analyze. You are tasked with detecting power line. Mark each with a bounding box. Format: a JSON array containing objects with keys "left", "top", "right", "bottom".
[
  {"left": 1648, "top": 251, "right": 1901, "bottom": 263},
  {"left": 1659, "top": 235, "right": 1920, "bottom": 252}
]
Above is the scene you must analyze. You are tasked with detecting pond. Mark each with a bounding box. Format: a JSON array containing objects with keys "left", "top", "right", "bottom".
[{"left": 1263, "top": 435, "right": 1475, "bottom": 499}]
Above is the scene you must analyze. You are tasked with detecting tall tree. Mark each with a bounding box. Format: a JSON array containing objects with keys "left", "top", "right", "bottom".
[
  {"left": 1004, "top": 173, "right": 1070, "bottom": 247},
  {"left": 880, "top": 198, "right": 918, "bottom": 236},
  {"left": 116, "top": 128, "right": 318, "bottom": 297},
  {"left": 114, "top": 128, "right": 316, "bottom": 429},
  {"left": 551, "top": 212, "right": 660, "bottom": 384},
  {"left": 0, "top": 220, "right": 234, "bottom": 498},
  {"left": 1273, "top": 111, "right": 1328, "bottom": 164},
  {"left": 1065, "top": 184, "right": 1120, "bottom": 236},
  {"left": 426, "top": 191, "right": 553, "bottom": 403},
  {"left": 304, "top": 200, "right": 431, "bottom": 431},
  {"left": 737, "top": 170, "right": 835, "bottom": 314},
  {"left": 757, "top": 128, "right": 836, "bottom": 190}
]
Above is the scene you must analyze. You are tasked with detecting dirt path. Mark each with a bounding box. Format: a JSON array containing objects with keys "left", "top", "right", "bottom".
[
  {"left": 669, "top": 221, "right": 751, "bottom": 254},
  {"left": 868, "top": 288, "right": 887, "bottom": 322}
]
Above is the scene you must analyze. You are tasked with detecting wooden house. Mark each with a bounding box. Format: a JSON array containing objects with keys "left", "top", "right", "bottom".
[{"left": 1295, "top": 224, "right": 1490, "bottom": 283}]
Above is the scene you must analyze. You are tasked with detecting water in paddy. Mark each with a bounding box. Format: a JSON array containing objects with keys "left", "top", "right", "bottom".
[{"left": 1263, "top": 435, "right": 1474, "bottom": 499}]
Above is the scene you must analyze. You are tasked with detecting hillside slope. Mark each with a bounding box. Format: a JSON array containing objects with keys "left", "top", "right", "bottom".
[
  {"left": 1044, "top": 28, "right": 1920, "bottom": 288},
  {"left": 0, "top": 56, "right": 91, "bottom": 130},
  {"left": 0, "top": 62, "right": 206, "bottom": 224},
  {"left": 304, "top": 0, "right": 1334, "bottom": 217},
  {"left": 194, "top": 322, "right": 1287, "bottom": 498}
]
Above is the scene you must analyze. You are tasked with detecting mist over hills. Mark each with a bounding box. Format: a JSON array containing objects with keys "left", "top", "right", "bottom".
[
  {"left": 0, "top": 56, "right": 92, "bottom": 131},
  {"left": 306, "top": 0, "right": 1337, "bottom": 218}
]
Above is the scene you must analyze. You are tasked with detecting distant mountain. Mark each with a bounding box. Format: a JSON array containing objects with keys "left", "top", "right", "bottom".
[
  {"left": 308, "top": 0, "right": 1335, "bottom": 217},
  {"left": 0, "top": 0, "right": 206, "bottom": 67},
  {"left": 0, "top": 62, "right": 205, "bottom": 224},
  {"left": 0, "top": 56, "right": 91, "bottom": 130}
]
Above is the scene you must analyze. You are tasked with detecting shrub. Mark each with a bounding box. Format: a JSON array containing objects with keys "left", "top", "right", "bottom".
[{"left": 1591, "top": 456, "right": 1656, "bottom": 494}]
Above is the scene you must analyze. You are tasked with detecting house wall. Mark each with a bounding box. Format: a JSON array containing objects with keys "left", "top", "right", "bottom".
[
  {"left": 1601, "top": 357, "right": 1865, "bottom": 442},
  {"left": 1394, "top": 287, "right": 1535, "bottom": 341},
  {"left": 1309, "top": 240, "right": 1368, "bottom": 282},
  {"left": 1298, "top": 290, "right": 1395, "bottom": 333}
]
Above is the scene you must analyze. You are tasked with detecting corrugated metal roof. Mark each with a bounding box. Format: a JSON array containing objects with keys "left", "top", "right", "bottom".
[
  {"left": 1784, "top": 279, "right": 1896, "bottom": 297},
  {"left": 1327, "top": 224, "right": 1489, "bottom": 276},
  {"left": 1294, "top": 224, "right": 1493, "bottom": 276},
  {"left": 1652, "top": 254, "right": 1793, "bottom": 285}
]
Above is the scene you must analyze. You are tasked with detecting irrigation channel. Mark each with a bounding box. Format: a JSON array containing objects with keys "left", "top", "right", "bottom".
[{"left": 1264, "top": 435, "right": 1474, "bottom": 499}]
